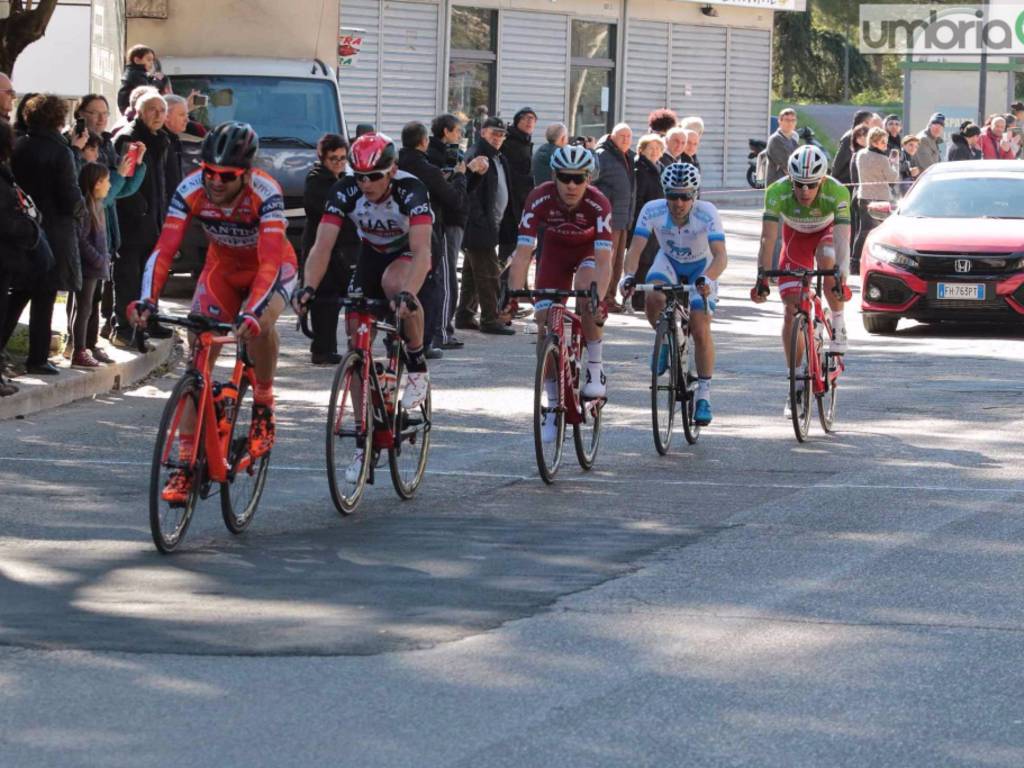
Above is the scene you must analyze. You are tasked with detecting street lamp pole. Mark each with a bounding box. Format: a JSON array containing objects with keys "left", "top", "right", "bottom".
[{"left": 978, "top": 0, "right": 989, "bottom": 124}]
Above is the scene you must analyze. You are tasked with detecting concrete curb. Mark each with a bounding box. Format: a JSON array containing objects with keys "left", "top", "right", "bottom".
[{"left": 0, "top": 335, "right": 176, "bottom": 421}]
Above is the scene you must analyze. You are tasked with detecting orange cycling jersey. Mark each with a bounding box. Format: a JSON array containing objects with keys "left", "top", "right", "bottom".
[{"left": 141, "top": 169, "right": 298, "bottom": 317}]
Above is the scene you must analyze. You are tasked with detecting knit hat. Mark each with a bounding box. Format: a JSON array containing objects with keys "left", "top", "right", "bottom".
[
  {"left": 929, "top": 112, "right": 946, "bottom": 126},
  {"left": 512, "top": 107, "right": 537, "bottom": 127}
]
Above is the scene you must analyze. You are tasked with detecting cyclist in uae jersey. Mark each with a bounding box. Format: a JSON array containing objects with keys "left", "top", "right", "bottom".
[
  {"left": 619, "top": 163, "right": 727, "bottom": 426},
  {"left": 293, "top": 133, "right": 433, "bottom": 476},
  {"left": 129, "top": 122, "right": 296, "bottom": 503},
  {"left": 504, "top": 145, "right": 613, "bottom": 442},
  {"left": 751, "top": 145, "right": 851, "bottom": 413}
]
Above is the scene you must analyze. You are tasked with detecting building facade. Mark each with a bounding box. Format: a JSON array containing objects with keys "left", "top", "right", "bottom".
[{"left": 338, "top": 0, "right": 801, "bottom": 189}]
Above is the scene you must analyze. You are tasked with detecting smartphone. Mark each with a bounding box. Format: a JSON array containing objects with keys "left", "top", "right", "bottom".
[
  {"left": 122, "top": 142, "right": 142, "bottom": 177},
  {"left": 74, "top": 117, "right": 86, "bottom": 136},
  {"left": 192, "top": 93, "right": 208, "bottom": 108}
]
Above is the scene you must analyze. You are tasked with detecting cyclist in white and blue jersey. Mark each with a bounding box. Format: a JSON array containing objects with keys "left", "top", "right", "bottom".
[{"left": 619, "top": 162, "right": 728, "bottom": 426}]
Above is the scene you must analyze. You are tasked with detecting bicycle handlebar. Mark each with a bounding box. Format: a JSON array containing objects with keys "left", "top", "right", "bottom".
[
  {"left": 634, "top": 283, "right": 693, "bottom": 294},
  {"left": 154, "top": 312, "right": 234, "bottom": 335},
  {"left": 297, "top": 292, "right": 404, "bottom": 340},
  {"left": 761, "top": 267, "right": 840, "bottom": 280},
  {"left": 503, "top": 282, "right": 600, "bottom": 315}
]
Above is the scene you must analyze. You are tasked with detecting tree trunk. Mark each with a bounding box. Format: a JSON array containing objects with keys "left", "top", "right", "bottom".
[{"left": 0, "top": 0, "right": 61, "bottom": 76}]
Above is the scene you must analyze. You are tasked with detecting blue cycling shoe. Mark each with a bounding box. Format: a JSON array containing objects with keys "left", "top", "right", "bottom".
[
  {"left": 694, "top": 399, "right": 712, "bottom": 426},
  {"left": 651, "top": 343, "right": 669, "bottom": 375}
]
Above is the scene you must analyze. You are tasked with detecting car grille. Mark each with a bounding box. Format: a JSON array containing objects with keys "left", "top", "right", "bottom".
[
  {"left": 914, "top": 252, "right": 1021, "bottom": 277},
  {"left": 864, "top": 273, "right": 915, "bottom": 306},
  {"left": 918, "top": 297, "right": 1008, "bottom": 312}
]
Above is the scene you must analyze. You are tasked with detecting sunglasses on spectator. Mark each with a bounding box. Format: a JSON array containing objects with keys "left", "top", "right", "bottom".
[
  {"left": 793, "top": 180, "right": 820, "bottom": 191},
  {"left": 202, "top": 165, "right": 243, "bottom": 183},
  {"left": 665, "top": 191, "right": 696, "bottom": 201},
  {"left": 555, "top": 172, "right": 588, "bottom": 186},
  {"left": 325, "top": 152, "right": 348, "bottom": 163},
  {"left": 354, "top": 170, "right": 388, "bottom": 183}
]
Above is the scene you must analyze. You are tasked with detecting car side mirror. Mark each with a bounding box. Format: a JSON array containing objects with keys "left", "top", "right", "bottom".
[{"left": 867, "top": 201, "right": 892, "bottom": 222}]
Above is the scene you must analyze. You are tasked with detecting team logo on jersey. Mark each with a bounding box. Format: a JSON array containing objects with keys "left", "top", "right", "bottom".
[
  {"left": 520, "top": 212, "right": 534, "bottom": 229},
  {"left": 596, "top": 213, "right": 612, "bottom": 234},
  {"left": 410, "top": 203, "right": 430, "bottom": 217}
]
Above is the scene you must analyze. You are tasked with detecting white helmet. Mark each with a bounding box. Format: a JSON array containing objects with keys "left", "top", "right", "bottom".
[
  {"left": 550, "top": 145, "right": 596, "bottom": 174},
  {"left": 661, "top": 162, "right": 701, "bottom": 193},
  {"left": 787, "top": 145, "right": 828, "bottom": 184}
]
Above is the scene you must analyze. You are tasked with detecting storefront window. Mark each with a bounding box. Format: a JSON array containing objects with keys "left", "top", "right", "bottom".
[
  {"left": 569, "top": 20, "right": 616, "bottom": 138},
  {"left": 448, "top": 7, "right": 497, "bottom": 123}
]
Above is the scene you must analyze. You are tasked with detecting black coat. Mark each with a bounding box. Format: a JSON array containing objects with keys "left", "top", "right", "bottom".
[
  {"left": 115, "top": 119, "right": 169, "bottom": 251},
  {"left": 632, "top": 154, "right": 663, "bottom": 230},
  {"left": 500, "top": 125, "right": 535, "bottom": 214},
  {"left": 832, "top": 130, "right": 854, "bottom": 186},
  {"left": 164, "top": 129, "right": 184, "bottom": 201},
  {"left": 398, "top": 146, "right": 467, "bottom": 233},
  {"left": 0, "top": 164, "right": 41, "bottom": 275},
  {"left": 117, "top": 63, "right": 156, "bottom": 113},
  {"left": 947, "top": 134, "right": 982, "bottom": 162},
  {"left": 426, "top": 136, "right": 468, "bottom": 228},
  {"left": 463, "top": 138, "right": 517, "bottom": 251},
  {"left": 12, "top": 130, "right": 84, "bottom": 292},
  {"left": 301, "top": 163, "right": 359, "bottom": 264}
]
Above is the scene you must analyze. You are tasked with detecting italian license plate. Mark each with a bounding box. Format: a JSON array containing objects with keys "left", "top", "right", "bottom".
[{"left": 936, "top": 283, "right": 985, "bottom": 301}]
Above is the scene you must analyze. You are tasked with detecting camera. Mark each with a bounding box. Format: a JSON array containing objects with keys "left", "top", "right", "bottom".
[
  {"left": 444, "top": 143, "right": 464, "bottom": 168},
  {"left": 74, "top": 117, "right": 86, "bottom": 136}
]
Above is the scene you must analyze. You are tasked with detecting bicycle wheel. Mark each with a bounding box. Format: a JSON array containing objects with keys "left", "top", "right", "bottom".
[
  {"left": 534, "top": 335, "right": 566, "bottom": 483},
  {"left": 680, "top": 332, "right": 701, "bottom": 445},
  {"left": 651, "top": 318, "right": 677, "bottom": 455},
  {"left": 573, "top": 357, "right": 602, "bottom": 471},
  {"left": 149, "top": 373, "right": 203, "bottom": 553},
  {"left": 326, "top": 351, "right": 373, "bottom": 514},
  {"left": 389, "top": 354, "right": 431, "bottom": 499},
  {"left": 788, "top": 314, "right": 813, "bottom": 442},
  {"left": 220, "top": 376, "right": 271, "bottom": 534}
]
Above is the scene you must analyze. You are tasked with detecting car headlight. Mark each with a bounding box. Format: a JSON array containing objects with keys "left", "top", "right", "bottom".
[{"left": 869, "top": 243, "right": 917, "bottom": 269}]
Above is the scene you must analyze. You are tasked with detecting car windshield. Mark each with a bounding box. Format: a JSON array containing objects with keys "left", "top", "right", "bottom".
[
  {"left": 901, "top": 174, "right": 1024, "bottom": 219},
  {"left": 171, "top": 75, "right": 340, "bottom": 147}
]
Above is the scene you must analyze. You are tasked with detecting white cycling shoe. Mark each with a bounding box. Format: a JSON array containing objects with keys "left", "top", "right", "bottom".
[
  {"left": 582, "top": 367, "right": 607, "bottom": 399},
  {"left": 541, "top": 412, "right": 559, "bottom": 444},
  {"left": 401, "top": 372, "right": 430, "bottom": 410},
  {"left": 345, "top": 449, "right": 365, "bottom": 483}
]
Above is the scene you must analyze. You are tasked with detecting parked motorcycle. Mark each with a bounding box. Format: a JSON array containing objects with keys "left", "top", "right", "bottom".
[{"left": 746, "top": 127, "right": 832, "bottom": 189}]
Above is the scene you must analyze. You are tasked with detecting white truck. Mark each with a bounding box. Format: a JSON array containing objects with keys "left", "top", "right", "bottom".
[{"left": 127, "top": 0, "right": 348, "bottom": 272}]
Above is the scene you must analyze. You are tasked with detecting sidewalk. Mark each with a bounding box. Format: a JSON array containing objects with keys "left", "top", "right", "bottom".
[{"left": 0, "top": 297, "right": 177, "bottom": 422}]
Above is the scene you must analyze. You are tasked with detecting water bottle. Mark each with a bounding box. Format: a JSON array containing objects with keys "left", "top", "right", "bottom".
[{"left": 381, "top": 367, "right": 397, "bottom": 413}]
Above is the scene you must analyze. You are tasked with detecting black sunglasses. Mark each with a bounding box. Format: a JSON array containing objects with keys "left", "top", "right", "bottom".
[
  {"left": 666, "top": 191, "right": 695, "bottom": 201},
  {"left": 202, "top": 167, "right": 241, "bottom": 183},
  {"left": 793, "top": 180, "right": 820, "bottom": 190},
  {"left": 555, "top": 171, "right": 588, "bottom": 186},
  {"left": 354, "top": 170, "right": 387, "bottom": 183}
]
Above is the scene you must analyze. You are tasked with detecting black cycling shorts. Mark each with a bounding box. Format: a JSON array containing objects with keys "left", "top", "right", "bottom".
[{"left": 353, "top": 247, "right": 412, "bottom": 301}]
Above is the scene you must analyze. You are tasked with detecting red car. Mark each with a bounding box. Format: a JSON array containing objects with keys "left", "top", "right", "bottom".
[{"left": 860, "top": 160, "right": 1024, "bottom": 333}]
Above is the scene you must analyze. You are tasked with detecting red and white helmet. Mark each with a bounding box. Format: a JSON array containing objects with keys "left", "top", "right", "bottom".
[{"left": 350, "top": 132, "right": 397, "bottom": 173}]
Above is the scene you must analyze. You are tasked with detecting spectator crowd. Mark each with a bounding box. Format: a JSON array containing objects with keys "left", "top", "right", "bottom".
[{"left": 2, "top": 39, "right": 1022, "bottom": 398}]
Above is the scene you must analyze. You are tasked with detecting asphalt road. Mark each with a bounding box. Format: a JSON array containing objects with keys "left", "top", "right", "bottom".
[{"left": 3, "top": 210, "right": 1024, "bottom": 766}]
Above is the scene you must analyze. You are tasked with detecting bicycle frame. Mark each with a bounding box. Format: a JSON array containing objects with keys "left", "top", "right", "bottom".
[
  {"left": 545, "top": 301, "right": 587, "bottom": 425},
  {"left": 159, "top": 322, "right": 251, "bottom": 486}
]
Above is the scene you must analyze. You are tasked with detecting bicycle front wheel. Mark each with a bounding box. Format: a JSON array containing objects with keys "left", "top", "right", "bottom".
[
  {"left": 389, "top": 356, "right": 431, "bottom": 499},
  {"left": 534, "top": 336, "right": 566, "bottom": 483},
  {"left": 789, "top": 314, "right": 813, "bottom": 442},
  {"left": 573, "top": 360, "right": 602, "bottom": 471},
  {"left": 221, "top": 376, "right": 270, "bottom": 534},
  {"left": 149, "top": 374, "right": 203, "bottom": 553},
  {"left": 326, "top": 351, "right": 373, "bottom": 514},
  {"left": 651, "top": 319, "right": 677, "bottom": 455},
  {"left": 680, "top": 332, "right": 701, "bottom": 445}
]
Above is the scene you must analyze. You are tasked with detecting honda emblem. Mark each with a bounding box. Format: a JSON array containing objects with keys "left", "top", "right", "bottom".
[{"left": 954, "top": 259, "right": 972, "bottom": 273}]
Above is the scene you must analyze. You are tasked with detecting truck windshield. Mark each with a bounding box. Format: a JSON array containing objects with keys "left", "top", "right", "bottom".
[{"left": 171, "top": 75, "right": 341, "bottom": 147}]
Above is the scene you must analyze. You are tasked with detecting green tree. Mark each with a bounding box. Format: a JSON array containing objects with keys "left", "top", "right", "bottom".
[{"left": 0, "top": 0, "right": 60, "bottom": 75}]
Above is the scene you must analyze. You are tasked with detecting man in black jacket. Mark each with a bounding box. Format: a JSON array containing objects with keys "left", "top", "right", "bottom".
[
  {"left": 456, "top": 117, "right": 517, "bottom": 335},
  {"left": 427, "top": 114, "right": 473, "bottom": 349},
  {"left": 500, "top": 107, "right": 536, "bottom": 261},
  {"left": 398, "top": 121, "right": 471, "bottom": 355},
  {"left": 831, "top": 110, "right": 872, "bottom": 187},
  {"left": 113, "top": 92, "right": 169, "bottom": 348}
]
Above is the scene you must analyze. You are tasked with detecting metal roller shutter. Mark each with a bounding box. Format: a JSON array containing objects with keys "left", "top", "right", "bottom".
[
  {"left": 380, "top": 0, "right": 440, "bottom": 135},
  {"left": 338, "top": 0, "right": 381, "bottom": 130},
  {"left": 623, "top": 20, "right": 670, "bottom": 133},
  {"left": 670, "top": 24, "right": 727, "bottom": 188},
  {"left": 498, "top": 10, "right": 568, "bottom": 128},
  {"left": 725, "top": 28, "right": 771, "bottom": 189}
]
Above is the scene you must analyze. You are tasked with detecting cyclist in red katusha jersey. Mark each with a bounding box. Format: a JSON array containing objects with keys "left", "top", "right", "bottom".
[
  {"left": 129, "top": 122, "right": 297, "bottom": 503},
  {"left": 504, "top": 144, "right": 613, "bottom": 443}
]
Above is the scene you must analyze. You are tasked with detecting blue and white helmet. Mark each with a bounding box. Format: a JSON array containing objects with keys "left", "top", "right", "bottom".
[
  {"left": 661, "top": 162, "right": 701, "bottom": 193},
  {"left": 550, "top": 145, "right": 596, "bottom": 174},
  {"left": 787, "top": 145, "right": 828, "bottom": 184}
]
